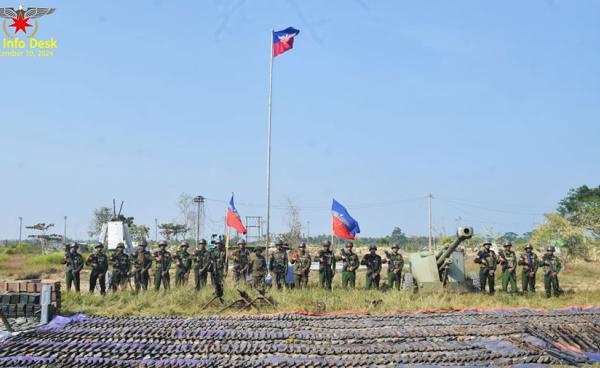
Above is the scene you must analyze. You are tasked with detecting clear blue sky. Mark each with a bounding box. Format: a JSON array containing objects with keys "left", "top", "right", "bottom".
[{"left": 2, "top": 0, "right": 599, "bottom": 241}]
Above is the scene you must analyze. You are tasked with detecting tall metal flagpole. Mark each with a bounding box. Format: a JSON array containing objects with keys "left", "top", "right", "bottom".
[{"left": 265, "top": 30, "right": 274, "bottom": 260}]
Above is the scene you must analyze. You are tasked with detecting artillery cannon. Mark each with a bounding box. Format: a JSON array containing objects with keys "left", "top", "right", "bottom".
[{"left": 403, "top": 227, "right": 475, "bottom": 291}]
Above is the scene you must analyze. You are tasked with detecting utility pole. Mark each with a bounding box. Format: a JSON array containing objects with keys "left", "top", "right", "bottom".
[
  {"left": 193, "top": 195, "right": 205, "bottom": 245},
  {"left": 18, "top": 217, "right": 22, "bottom": 244},
  {"left": 63, "top": 216, "right": 67, "bottom": 244},
  {"left": 154, "top": 218, "right": 158, "bottom": 243},
  {"left": 428, "top": 193, "right": 433, "bottom": 253}
]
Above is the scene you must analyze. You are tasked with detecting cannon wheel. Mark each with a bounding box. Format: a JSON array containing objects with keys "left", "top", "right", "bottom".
[
  {"left": 466, "top": 271, "right": 481, "bottom": 292},
  {"left": 402, "top": 272, "right": 415, "bottom": 291}
]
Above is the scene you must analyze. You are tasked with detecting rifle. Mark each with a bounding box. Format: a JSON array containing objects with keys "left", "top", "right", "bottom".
[{"left": 545, "top": 256, "right": 557, "bottom": 277}]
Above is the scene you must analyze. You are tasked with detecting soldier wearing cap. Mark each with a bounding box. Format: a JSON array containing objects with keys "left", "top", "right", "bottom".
[
  {"left": 474, "top": 242, "right": 498, "bottom": 295},
  {"left": 175, "top": 242, "right": 192, "bottom": 287},
  {"left": 318, "top": 240, "right": 336, "bottom": 290},
  {"left": 542, "top": 245, "right": 562, "bottom": 298},
  {"left": 361, "top": 244, "right": 382, "bottom": 289},
  {"left": 518, "top": 243, "right": 539, "bottom": 293},
  {"left": 233, "top": 239, "right": 250, "bottom": 284},
  {"left": 193, "top": 239, "right": 210, "bottom": 290},
  {"left": 109, "top": 242, "right": 131, "bottom": 292},
  {"left": 250, "top": 246, "right": 268, "bottom": 291},
  {"left": 86, "top": 242, "right": 109, "bottom": 295},
  {"left": 269, "top": 239, "right": 289, "bottom": 290},
  {"left": 499, "top": 241, "right": 518, "bottom": 294},
  {"left": 339, "top": 242, "right": 360, "bottom": 289},
  {"left": 131, "top": 240, "right": 152, "bottom": 291},
  {"left": 62, "top": 243, "right": 84, "bottom": 292},
  {"left": 386, "top": 244, "right": 404, "bottom": 291},
  {"left": 291, "top": 242, "right": 312, "bottom": 289},
  {"left": 154, "top": 241, "right": 172, "bottom": 291}
]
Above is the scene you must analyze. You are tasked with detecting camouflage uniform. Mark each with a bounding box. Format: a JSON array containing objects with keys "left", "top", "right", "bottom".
[
  {"left": 499, "top": 243, "right": 518, "bottom": 294},
  {"left": 386, "top": 246, "right": 404, "bottom": 290},
  {"left": 208, "top": 243, "right": 228, "bottom": 297},
  {"left": 193, "top": 240, "right": 210, "bottom": 290},
  {"left": 518, "top": 244, "right": 539, "bottom": 292},
  {"left": 541, "top": 246, "right": 562, "bottom": 298},
  {"left": 318, "top": 241, "right": 336, "bottom": 290},
  {"left": 292, "top": 244, "right": 311, "bottom": 289},
  {"left": 251, "top": 248, "right": 268, "bottom": 290},
  {"left": 86, "top": 243, "right": 109, "bottom": 295},
  {"left": 131, "top": 243, "right": 152, "bottom": 291},
  {"left": 474, "top": 243, "right": 498, "bottom": 294},
  {"left": 340, "top": 243, "right": 360, "bottom": 289},
  {"left": 233, "top": 241, "right": 251, "bottom": 284},
  {"left": 154, "top": 243, "right": 172, "bottom": 291},
  {"left": 362, "top": 245, "right": 382, "bottom": 290},
  {"left": 62, "top": 244, "right": 84, "bottom": 292},
  {"left": 175, "top": 243, "right": 192, "bottom": 287},
  {"left": 109, "top": 244, "right": 131, "bottom": 291},
  {"left": 269, "top": 244, "right": 289, "bottom": 290}
]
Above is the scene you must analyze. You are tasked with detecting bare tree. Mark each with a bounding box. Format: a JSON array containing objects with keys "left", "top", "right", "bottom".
[
  {"left": 284, "top": 197, "right": 302, "bottom": 247},
  {"left": 177, "top": 193, "right": 197, "bottom": 241}
]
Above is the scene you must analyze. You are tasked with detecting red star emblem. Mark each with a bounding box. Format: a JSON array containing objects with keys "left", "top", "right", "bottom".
[{"left": 9, "top": 15, "right": 32, "bottom": 34}]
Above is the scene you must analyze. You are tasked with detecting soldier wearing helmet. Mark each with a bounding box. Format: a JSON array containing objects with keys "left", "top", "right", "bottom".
[
  {"left": 339, "top": 242, "right": 360, "bottom": 289},
  {"left": 361, "top": 244, "right": 382, "bottom": 289},
  {"left": 131, "top": 240, "right": 152, "bottom": 291},
  {"left": 291, "top": 242, "right": 312, "bottom": 289},
  {"left": 269, "top": 239, "right": 289, "bottom": 290},
  {"left": 386, "top": 244, "right": 404, "bottom": 291},
  {"left": 232, "top": 239, "right": 250, "bottom": 284},
  {"left": 109, "top": 242, "right": 131, "bottom": 292},
  {"left": 318, "top": 240, "right": 336, "bottom": 290},
  {"left": 175, "top": 242, "right": 192, "bottom": 287},
  {"left": 474, "top": 242, "right": 498, "bottom": 295},
  {"left": 85, "top": 242, "right": 109, "bottom": 295},
  {"left": 499, "top": 241, "right": 518, "bottom": 294},
  {"left": 193, "top": 239, "right": 210, "bottom": 290},
  {"left": 154, "top": 241, "right": 172, "bottom": 291},
  {"left": 542, "top": 245, "right": 562, "bottom": 298},
  {"left": 250, "top": 246, "right": 268, "bottom": 291},
  {"left": 518, "top": 243, "right": 539, "bottom": 293},
  {"left": 62, "top": 243, "right": 84, "bottom": 293}
]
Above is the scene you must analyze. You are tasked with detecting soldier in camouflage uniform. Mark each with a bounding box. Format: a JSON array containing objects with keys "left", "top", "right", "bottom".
[
  {"left": 499, "top": 241, "right": 518, "bottom": 294},
  {"left": 131, "top": 240, "right": 152, "bottom": 291},
  {"left": 233, "top": 239, "right": 250, "bottom": 285},
  {"left": 154, "top": 241, "right": 172, "bottom": 291},
  {"left": 361, "top": 244, "right": 382, "bottom": 290},
  {"left": 339, "top": 242, "right": 360, "bottom": 289},
  {"left": 291, "top": 242, "right": 311, "bottom": 289},
  {"left": 251, "top": 246, "right": 267, "bottom": 291},
  {"left": 474, "top": 242, "right": 498, "bottom": 295},
  {"left": 208, "top": 239, "right": 228, "bottom": 298},
  {"left": 386, "top": 243, "right": 404, "bottom": 290},
  {"left": 62, "top": 243, "right": 84, "bottom": 292},
  {"left": 541, "top": 245, "right": 562, "bottom": 298},
  {"left": 109, "top": 242, "right": 131, "bottom": 291},
  {"left": 86, "top": 242, "right": 108, "bottom": 295},
  {"left": 269, "top": 240, "right": 289, "bottom": 290},
  {"left": 193, "top": 239, "right": 210, "bottom": 290},
  {"left": 318, "top": 240, "right": 336, "bottom": 290},
  {"left": 518, "top": 243, "right": 539, "bottom": 293},
  {"left": 175, "top": 242, "right": 192, "bottom": 287}
]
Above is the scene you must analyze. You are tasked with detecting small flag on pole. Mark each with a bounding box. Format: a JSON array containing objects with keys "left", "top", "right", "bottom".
[
  {"left": 226, "top": 194, "right": 247, "bottom": 234},
  {"left": 332, "top": 199, "right": 360, "bottom": 240},
  {"left": 273, "top": 27, "right": 300, "bottom": 57}
]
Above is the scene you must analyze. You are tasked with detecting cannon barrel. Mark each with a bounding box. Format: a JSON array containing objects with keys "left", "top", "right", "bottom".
[{"left": 436, "top": 227, "right": 473, "bottom": 268}]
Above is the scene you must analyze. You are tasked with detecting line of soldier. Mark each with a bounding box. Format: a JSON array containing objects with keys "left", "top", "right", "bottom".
[{"left": 474, "top": 241, "right": 562, "bottom": 298}]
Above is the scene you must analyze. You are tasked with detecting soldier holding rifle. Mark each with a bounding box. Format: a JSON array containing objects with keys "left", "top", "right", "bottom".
[
  {"left": 474, "top": 242, "right": 498, "bottom": 295},
  {"left": 385, "top": 244, "right": 404, "bottom": 291},
  {"left": 542, "top": 245, "right": 562, "bottom": 298},
  {"left": 518, "top": 243, "right": 539, "bottom": 293},
  {"left": 361, "top": 244, "right": 382, "bottom": 290},
  {"left": 62, "top": 243, "right": 84, "bottom": 292},
  {"left": 339, "top": 242, "right": 360, "bottom": 289}
]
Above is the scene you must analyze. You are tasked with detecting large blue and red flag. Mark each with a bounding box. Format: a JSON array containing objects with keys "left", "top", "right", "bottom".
[
  {"left": 332, "top": 199, "right": 360, "bottom": 240},
  {"left": 226, "top": 194, "right": 247, "bottom": 234},
  {"left": 273, "top": 27, "right": 300, "bottom": 57}
]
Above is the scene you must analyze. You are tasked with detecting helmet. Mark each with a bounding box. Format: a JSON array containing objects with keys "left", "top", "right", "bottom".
[
  {"left": 199, "top": 239, "right": 207, "bottom": 245},
  {"left": 503, "top": 241, "right": 512, "bottom": 247},
  {"left": 140, "top": 240, "right": 148, "bottom": 247},
  {"left": 180, "top": 241, "right": 189, "bottom": 248},
  {"left": 237, "top": 239, "right": 247, "bottom": 245},
  {"left": 322, "top": 240, "right": 331, "bottom": 247},
  {"left": 116, "top": 242, "right": 125, "bottom": 249},
  {"left": 254, "top": 246, "right": 264, "bottom": 253},
  {"left": 158, "top": 241, "right": 168, "bottom": 248},
  {"left": 546, "top": 245, "right": 555, "bottom": 252},
  {"left": 483, "top": 242, "right": 492, "bottom": 247},
  {"left": 298, "top": 242, "right": 306, "bottom": 249},
  {"left": 346, "top": 242, "right": 354, "bottom": 248},
  {"left": 525, "top": 243, "right": 533, "bottom": 250},
  {"left": 275, "top": 239, "right": 284, "bottom": 246},
  {"left": 369, "top": 244, "right": 377, "bottom": 250},
  {"left": 95, "top": 242, "right": 104, "bottom": 249},
  {"left": 215, "top": 238, "right": 223, "bottom": 244},
  {"left": 70, "top": 243, "right": 79, "bottom": 249},
  {"left": 391, "top": 243, "right": 399, "bottom": 249}
]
